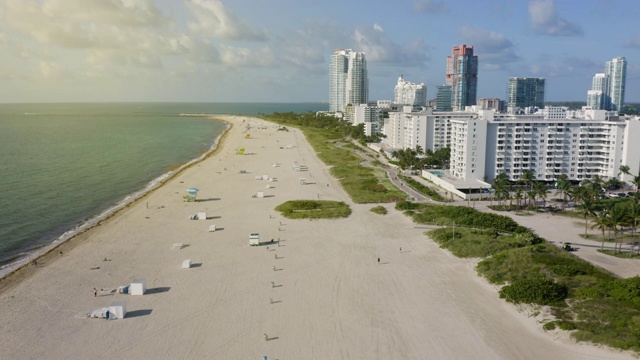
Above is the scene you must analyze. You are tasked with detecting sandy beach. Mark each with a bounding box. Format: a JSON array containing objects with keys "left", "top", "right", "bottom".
[{"left": 0, "top": 115, "right": 635, "bottom": 359}]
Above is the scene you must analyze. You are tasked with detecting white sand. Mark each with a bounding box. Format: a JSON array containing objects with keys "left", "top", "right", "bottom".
[{"left": 0, "top": 116, "right": 634, "bottom": 359}]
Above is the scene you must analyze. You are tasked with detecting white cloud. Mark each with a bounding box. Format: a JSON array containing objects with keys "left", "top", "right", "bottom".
[
  {"left": 458, "top": 26, "right": 520, "bottom": 69},
  {"left": 218, "top": 45, "right": 276, "bottom": 68},
  {"left": 185, "top": 0, "right": 266, "bottom": 41},
  {"left": 353, "top": 25, "right": 427, "bottom": 67},
  {"left": 413, "top": 0, "right": 449, "bottom": 14},
  {"left": 373, "top": 23, "right": 384, "bottom": 32},
  {"left": 528, "top": 0, "right": 583, "bottom": 36}
]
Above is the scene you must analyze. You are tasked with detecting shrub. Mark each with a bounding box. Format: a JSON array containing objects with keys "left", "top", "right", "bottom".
[
  {"left": 606, "top": 277, "right": 640, "bottom": 306},
  {"left": 370, "top": 206, "right": 388, "bottom": 215},
  {"left": 499, "top": 277, "right": 568, "bottom": 305},
  {"left": 543, "top": 322, "right": 557, "bottom": 331},
  {"left": 552, "top": 265, "right": 586, "bottom": 277}
]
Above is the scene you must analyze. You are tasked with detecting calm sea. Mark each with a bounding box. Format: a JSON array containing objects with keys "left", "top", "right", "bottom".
[{"left": 0, "top": 102, "right": 327, "bottom": 274}]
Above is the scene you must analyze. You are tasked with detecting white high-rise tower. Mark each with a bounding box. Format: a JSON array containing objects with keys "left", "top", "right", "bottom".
[
  {"left": 605, "top": 57, "right": 627, "bottom": 111},
  {"left": 329, "top": 49, "right": 368, "bottom": 113}
]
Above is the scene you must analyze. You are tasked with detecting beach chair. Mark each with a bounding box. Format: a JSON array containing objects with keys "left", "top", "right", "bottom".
[{"left": 172, "top": 242, "right": 184, "bottom": 250}]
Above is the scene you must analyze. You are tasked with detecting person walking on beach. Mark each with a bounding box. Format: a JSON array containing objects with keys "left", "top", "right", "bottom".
[
  {"left": 400, "top": 247, "right": 402, "bottom": 252},
  {"left": 93, "top": 288, "right": 97, "bottom": 297},
  {"left": 377, "top": 257, "right": 380, "bottom": 263}
]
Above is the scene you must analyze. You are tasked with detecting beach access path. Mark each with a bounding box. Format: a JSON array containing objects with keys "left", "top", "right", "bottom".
[{"left": 0, "top": 116, "right": 634, "bottom": 359}]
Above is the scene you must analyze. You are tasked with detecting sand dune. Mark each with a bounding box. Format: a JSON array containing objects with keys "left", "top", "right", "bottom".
[{"left": 0, "top": 116, "right": 634, "bottom": 359}]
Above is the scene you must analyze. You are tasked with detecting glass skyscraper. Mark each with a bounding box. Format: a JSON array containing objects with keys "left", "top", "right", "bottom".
[
  {"left": 506, "top": 77, "right": 545, "bottom": 112},
  {"left": 329, "top": 49, "right": 368, "bottom": 112},
  {"left": 445, "top": 44, "right": 478, "bottom": 111}
]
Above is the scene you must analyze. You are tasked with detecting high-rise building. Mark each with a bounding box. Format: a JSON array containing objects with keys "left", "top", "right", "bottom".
[
  {"left": 394, "top": 75, "right": 427, "bottom": 106},
  {"left": 605, "top": 57, "right": 626, "bottom": 111},
  {"left": 506, "top": 77, "right": 545, "bottom": 113},
  {"left": 329, "top": 49, "right": 368, "bottom": 113},
  {"left": 587, "top": 57, "right": 627, "bottom": 111},
  {"left": 445, "top": 44, "right": 478, "bottom": 111},
  {"left": 435, "top": 85, "right": 452, "bottom": 111},
  {"left": 587, "top": 73, "right": 610, "bottom": 110}
]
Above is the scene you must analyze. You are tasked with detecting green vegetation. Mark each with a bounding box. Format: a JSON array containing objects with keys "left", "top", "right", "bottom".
[
  {"left": 370, "top": 205, "right": 388, "bottom": 215},
  {"left": 398, "top": 175, "right": 447, "bottom": 202},
  {"left": 396, "top": 202, "right": 529, "bottom": 233},
  {"left": 396, "top": 200, "right": 640, "bottom": 352},
  {"left": 390, "top": 146, "right": 450, "bottom": 170},
  {"left": 262, "top": 112, "right": 406, "bottom": 203},
  {"left": 275, "top": 200, "right": 351, "bottom": 219}
]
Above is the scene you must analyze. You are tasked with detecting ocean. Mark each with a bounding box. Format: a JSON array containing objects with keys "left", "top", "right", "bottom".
[{"left": 0, "top": 102, "right": 327, "bottom": 275}]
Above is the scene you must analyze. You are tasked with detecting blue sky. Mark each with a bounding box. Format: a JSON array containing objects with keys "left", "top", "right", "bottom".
[{"left": 0, "top": 0, "right": 639, "bottom": 103}]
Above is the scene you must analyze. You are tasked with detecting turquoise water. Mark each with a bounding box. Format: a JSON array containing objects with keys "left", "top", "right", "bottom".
[
  {"left": 0, "top": 102, "right": 327, "bottom": 272},
  {"left": 430, "top": 171, "right": 445, "bottom": 176}
]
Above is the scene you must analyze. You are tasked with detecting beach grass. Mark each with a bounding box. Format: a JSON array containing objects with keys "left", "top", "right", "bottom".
[
  {"left": 370, "top": 205, "right": 388, "bottom": 215},
  {"left": 275, "top": 200, "right": 351, "bottom": 219}
]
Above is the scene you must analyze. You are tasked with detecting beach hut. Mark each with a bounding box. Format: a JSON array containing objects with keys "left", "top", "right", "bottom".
[
  {"left": 208, "top": 224, "right": 216, "bottom": 232},
  {"left": 257, "top": 192, "right": 264, "bottom": 198},
  {"left": 108, "top": 302, "right": 127, "bottom": 319},
  {"left": 249, "top": 233, "right": 260, "bottom": 246},
  {"left": 182, "top": 259, "right": 192, "bottom": 269},
  {"left": 197, "top": 212, "right": 207, "bottom": 220},
  {"left": 129, "top": 280, "right": 146, "bottom": 295}
]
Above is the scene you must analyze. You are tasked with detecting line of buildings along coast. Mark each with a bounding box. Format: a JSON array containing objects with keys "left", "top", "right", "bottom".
[{"left": 326, "top": 46, "right": 639, "bottom": 199}]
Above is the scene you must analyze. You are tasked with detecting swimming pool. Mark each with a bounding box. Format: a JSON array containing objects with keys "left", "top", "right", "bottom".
[{"left": 429, "top": 170, "right": 444, "bottom": 176}]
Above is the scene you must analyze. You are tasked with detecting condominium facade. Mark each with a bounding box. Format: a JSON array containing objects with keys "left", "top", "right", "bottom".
[
  {"left": 449, "top": 110, "right": 640, "bottom": 184},
  {"left": 381, "top": 107, "right": 640, "bottom": 185},
  {"left": 445, "top": 44, "right": 478, "bottom": 111},
  {"left": 506, "top": 77, "right": 545, "bottom": 113},
  {"left": 394, "top": 75, "right": 427, "bottom": 106},
  {"left": 329, "top": 49, "right": 368, "bottom": 112}
]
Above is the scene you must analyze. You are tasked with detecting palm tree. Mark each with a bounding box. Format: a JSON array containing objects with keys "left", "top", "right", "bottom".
[
  {"left": 556, "top": 174, "right": 571, "bottom": 211},
  {"left": 527, "top": 189, "right": 538, "bottom": 210},
  {"left": 570, "top": 185, "right": 587, "bottom": 207},
  {"left": 609, "top": 205, "right": 626, "bottom": 254},
  {"left": 591, "top": 210, "right": 611, "bottom": 250},
  {"left": 619, "top": 165, "right": 631, "bottom": 179},
  {"left": 534, "top": 181, "right": 548, "bottom": 210},
  {"left": 514, "top": 188, "right": 523, "bottom": 209},
  {"left": 520, "top": 170, "right": 535, "bottom": 204},
  {"left": 626, "top": 198, "right": 640, "bottom": 242},
  {"left": 578, "top": 197, "right": 597, "bottom": 236},
  {"left": 632, "top": 174, "right": 640, "bottom": 193},
  {"left": 492, "top": 173, "right": 509, "bottom": 208}
]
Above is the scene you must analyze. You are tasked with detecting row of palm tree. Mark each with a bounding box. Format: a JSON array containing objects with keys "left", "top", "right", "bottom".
[{"left": 492, "top": 170, "right": 640, "bottom": 254}]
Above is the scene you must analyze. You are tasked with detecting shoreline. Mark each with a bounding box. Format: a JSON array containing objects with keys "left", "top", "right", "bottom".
[{"left": 0, "top": 116, "right": 231, "bottom": 287}]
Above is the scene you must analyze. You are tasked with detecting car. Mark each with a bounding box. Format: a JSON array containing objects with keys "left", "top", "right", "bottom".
[
  {"left": 608, "top": 193, "right": 620, "bottom": 198},
  {"left": 629, "top": 192, "right": 636, "bottom": 197}
]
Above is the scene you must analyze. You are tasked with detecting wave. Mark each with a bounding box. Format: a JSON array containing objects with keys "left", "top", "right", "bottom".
[{"left": 0, "top": 120, "right": 230, "bottom": 279}]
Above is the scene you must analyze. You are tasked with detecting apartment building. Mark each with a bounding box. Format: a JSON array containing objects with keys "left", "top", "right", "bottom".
[{"left": 382, "top": 107, "right": 640, "bottom": 185}]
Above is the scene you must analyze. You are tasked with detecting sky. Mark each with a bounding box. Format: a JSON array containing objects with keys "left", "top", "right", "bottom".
[{"left": 0, "top": 0, "right": 639, "bottom": 104}]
